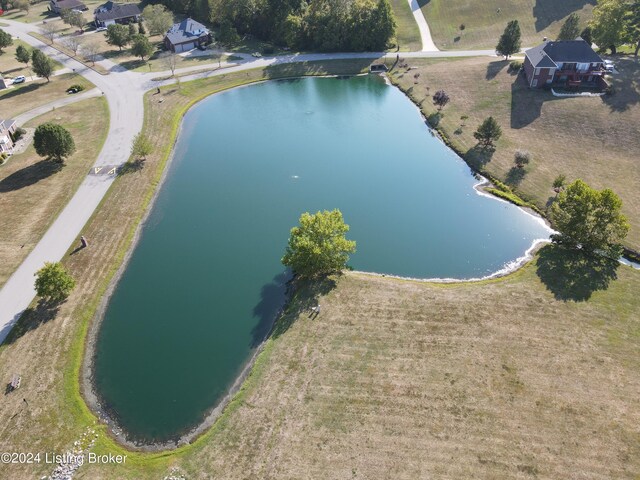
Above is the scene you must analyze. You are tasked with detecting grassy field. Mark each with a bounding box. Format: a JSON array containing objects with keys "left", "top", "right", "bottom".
[
  {"left": 389, "top": 0, "right": 422, "bottom": 51},
  {"left": 420, "top": 0, "right": 596, "bottom": 50},
  {"left": 390, "top": 55, "right": 640, "bottom": 251},
  {"left": 0, "top": 60, "right": 638, "bottom": 480},
  {"left": 1, "top": 0, "right": 106, "bottom": 23},
  {"left": 0, "top": 97, "right": 109, "bottom": 288},
  {"left": 0, "top": 39, "right": 64, "bottom": 80},
  {"left": 0, "top": 73, "right": 94, "bottom": 116}
]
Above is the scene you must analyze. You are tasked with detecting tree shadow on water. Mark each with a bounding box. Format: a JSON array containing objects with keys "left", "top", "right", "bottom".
[
  {"left": 250, "top": 272, "right": 338, "bottom": 347},
  {"left": 1, "top": 299, "right": 61, "bottom": 345},
  {"left": 536, "top": 244, "right": 619, "bottom": 302}
]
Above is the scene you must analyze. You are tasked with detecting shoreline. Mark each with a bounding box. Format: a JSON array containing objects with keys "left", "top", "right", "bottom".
[{"left": 80, "top": 73, "right": 566, "bottom": 452}]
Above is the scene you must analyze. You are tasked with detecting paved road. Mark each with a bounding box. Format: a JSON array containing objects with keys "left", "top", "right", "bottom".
[
  {"left": 407, "top": 0, "right": 439, "bottom": 52},
  {"left": 0, "top": 19, "right": 500, "bottom": 343}
]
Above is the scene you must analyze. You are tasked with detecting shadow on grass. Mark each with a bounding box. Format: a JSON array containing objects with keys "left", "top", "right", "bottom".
[
  {"left": 600, "top": 62, "right": 640, "bottom": 112},
  {"left": 505, "top": 166, "right": 527, "bottom": 186},
  {"left": 250, "top": 273, "right": 338, "bottom": 347},
  {"left": 486, "top": 60, "right": 509, "bottom": 80},
  {"left": 510, "top": 75, "right": 561, "bottom": 129},
  {"left": 533, "top": 0, "right": 596, "bottom": 32},
  {"left": 465, "top": 144, "right": 495, "bottom": 169},
  {"left": 2, "top": 299, "right": 61, "bottom": 345},
  {"left": 535, "top": 244, "right": 619, "bottom": 302},
  {"left": 0, "top": 81, "right": 45, "bottom": 101},
  {"left": 117, "top": 159, "right": 145, "bottom": 176},
  {"left": 0, "top": 160, "right": 62, "bottom": 193}
]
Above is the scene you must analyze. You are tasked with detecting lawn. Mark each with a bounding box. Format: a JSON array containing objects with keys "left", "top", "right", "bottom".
[
  {"left": 0, "top": 96, "right": 109, "bottom": 288},
  {"left": 0, "top": 60, "right": 638, "bottom": 480},
  {"left": 0, "top": 39, "right": 63, "bottom": 80},
  {"left": 0, "top": 73, "right": 94, "bottom": 116},
  {"left": 420, "top": 0, "right": 596, "bottom": 50},
  {"left": 389, "top": 0, "right": 422, "bottom": 51},
  {"left": 389, "top": 55, "right": 640, "bottom": 252},
  {"left": 0, "top": 0, "right": 105, "bottom": 24}
]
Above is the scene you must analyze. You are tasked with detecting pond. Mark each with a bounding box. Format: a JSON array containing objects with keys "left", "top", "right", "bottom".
[{"left": 93, "top": 75, "right": 551, "bottom": 444}]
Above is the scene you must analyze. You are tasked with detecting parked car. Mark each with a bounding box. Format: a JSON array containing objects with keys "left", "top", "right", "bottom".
[
  {"left": 604, "top": 60, "right": 615, "bottom": 73},
  {"left": 12, "top": 76, "right": 26, "bottom": 84},
  {"left": 96, "top": 26, "right": 107, "bottom": 32},
  {"left": 251, "top": 52, "right": 262, "bottom": 57}
]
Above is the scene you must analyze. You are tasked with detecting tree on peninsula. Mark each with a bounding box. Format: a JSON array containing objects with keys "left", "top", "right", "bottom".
[
  {"left": 35, "top": 262, "right": 76, "bottom": 304},
  {"left": 34, "top": 123, "right": 76, "bottom": 163},
  {"left": 282, "top": 209, "right": 356, "bottom": 277},
  {"left": 550, "top": 179, "right": 629, "bottom": 257},
  {"left": 496, "top": 20, "right": 521, "bottom": 59}
]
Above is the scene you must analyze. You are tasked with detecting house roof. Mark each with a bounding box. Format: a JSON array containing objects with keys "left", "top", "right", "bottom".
[
  {"left": 94, "top": 1, "right": 141, "bottom": 21},
  {"left": 52, "top": 0, "right": 87, "bottom": 10},
  {"left": 0, "top": 119, "right": 16, "bottom": 129},
  {"left": 165, "top": 18, "right": 209, "bottom": 45},
  {"left": 525, "top": 40, "right": 603, "bottom": 68}
]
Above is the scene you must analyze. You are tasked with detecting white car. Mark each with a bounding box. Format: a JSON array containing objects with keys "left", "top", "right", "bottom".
[
  {"left": 96, "top": 26, "right": 107, "bottom": 32},
  {"left": 604, "top": 60, "right": 615, "bottom": 73},
  {"left": 12, "top": 76, "right": 26, "bottom": 84}
]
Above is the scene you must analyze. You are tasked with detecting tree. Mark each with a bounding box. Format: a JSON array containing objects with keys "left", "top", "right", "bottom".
[
  {"left": 590, "top": 0, "right": 629, "bottom": 54},
  {"left": 473, "top": 117, "right": 502, "bottom": 147},
  {"left": 138, "top": 20, "right": 146, "bottom": 35},
  {"left": 13, "top": 0, "right": 29, "bottom": 12},
  {"left": 514, "top": 149, "right": 531, "bottom": 168},
  {"left": 40, "top": 22, "right": 59, "bottom": 44},
  {"left": 128, "top": 22, "right": 137, "bottom": 37},
  {"left": 33, "top": 122, "right": 76, "bottom": 163},
  {"left": 61, "top": 9, "right": 86, "bottom": 31},
  {"left": 552, "top": 174, "right": 567, "bottom": 194},
  {"left": 142, "top": 4, "right": 174, "bottom": 36},
  {"left": 63, "top": 35, "right": 82, "bottom": 55},
  {"left": 432, "top": 90, "right": 450, "bottom": 111},
  {"left": 0, "top": 29, "right": 13, "bottom": 52},
  {"left": 558, "top": 13, "right": 580, "bottom": 40},
  {"left": 34, "top": 262, "right": 75, "bottom": 304},
  {"left": 550, "top": 179, "right": 629, "bottom": 256},
  {"left": 130, "top": 33, "right": 154, "bottom": 60},
  {"left": 106, "top": 24, "right": 130, "bottom": 51},
  {"left": 131, "top": 132, "right": 152, "bottom": 159},
  {"left": 82, "top": 40, "right": 101, "bottom": 65},
  {"left": 627, "top": 0, "right": 640, "bottom": 56},
  {"left": 15, "top": 44, "right": 31, "bottom": 66},
  {"left": 159, "top": 51, "right": 178, "bottom": 75},
  {"left": 580, "top": 26, "right": 593, "bottom": 45},
  {"left": 31, "top": 49, "right": 54, "bottom": 81},
  {"left": 282, "top": 209, "right": 357, "bottom": 277},
  {"left": 496, "top": 20, "right": 521, "bottom": 58}
]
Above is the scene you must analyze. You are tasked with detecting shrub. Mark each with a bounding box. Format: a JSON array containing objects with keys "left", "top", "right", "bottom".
[
  {"left": 514, "top": 149, "right": 531, "bottom": 168},
  {"left": 508, "top": 60, "right": 522, "bottom": 72},
  {"left": 10, "top": 127, "right": 26, "bottom": 142},
  {"left": 68, "top": 83, "right": 85, "bottom": 92}
]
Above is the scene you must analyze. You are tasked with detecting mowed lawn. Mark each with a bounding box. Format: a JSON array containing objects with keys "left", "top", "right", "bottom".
[
  {"left": 420, "top": 0, "right": 596, "bottom": 50},
  {"left": 0, "top": 73, "right": 94, "bottom": 116},
  {"left": 389, "top": 0, "right": 422, "bottom": 51},
  {"left": 0, "top": 39, "right": 64, "bottom": 80},
  {"left": 391, "top": 55, "right": 640, "bottom": 251},
  {"left": 0, "top": 97, "right": 109, "bottom": 288},
  {"left": 84, "top": 261, "right": 640, "bottom": 478}
]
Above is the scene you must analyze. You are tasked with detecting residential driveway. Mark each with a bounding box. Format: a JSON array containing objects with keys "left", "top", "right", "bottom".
[{"left": 407, "top": 0, "right": 439, "bottom": 52}]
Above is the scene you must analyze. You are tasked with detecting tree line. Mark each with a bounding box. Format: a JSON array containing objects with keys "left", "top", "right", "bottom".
[{"left": 157, "top": 0, "right": 396, "bottom": 51}]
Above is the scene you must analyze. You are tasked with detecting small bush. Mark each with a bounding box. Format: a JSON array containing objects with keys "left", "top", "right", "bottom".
[
  {"left": 514, "top": 149, "right": 531, "bottom": 168},
  {"left": 508, "top": 60, "right": 522, "bottom": 72},
  {"left": 68, "top": 84, "right": 85, "bottom": 92},
  {"left": 0, "top": 152, "right": 8, "bottom": 165},
  {"left": 10, "top": 127, "right": 26, "bottom": 142}
]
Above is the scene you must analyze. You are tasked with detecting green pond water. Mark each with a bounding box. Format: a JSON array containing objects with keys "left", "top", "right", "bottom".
[{"left": 94, "top": 75, "right": 551, "bottom": 444}]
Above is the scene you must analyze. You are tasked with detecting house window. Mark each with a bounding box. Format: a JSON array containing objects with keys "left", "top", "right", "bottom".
[{"left": 535, "top": 68, "right": 540, "bottom": 75}]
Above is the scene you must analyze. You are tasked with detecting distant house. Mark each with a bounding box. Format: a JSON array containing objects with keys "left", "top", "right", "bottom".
[
  {"left": 523, "top": 39, "right": 606, "bottom": 88},
  {"left": 0, "top": 119, "right": 17, "bottom": 155},
  {"left": 49, "top": 0, "right": 88, "bottom": 15},
  {"left": 94, "top": 1, "right": 141, "bottom": 28},
  {"left": 163, "top": 18, "right": 211, "bottom": 53}
]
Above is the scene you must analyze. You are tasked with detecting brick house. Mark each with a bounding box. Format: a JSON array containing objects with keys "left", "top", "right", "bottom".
[
  {"left": 523, "top": 39, "right": 606, "bottom": 88},
  {"left": 163, "top": 18, "right": 211, "bottom": 53},
  {"left": 0, "top": 119, "right": 17, "bottom": 154},
  {"left": 49, "top": 0, "right": 88, "bottom": 15}
]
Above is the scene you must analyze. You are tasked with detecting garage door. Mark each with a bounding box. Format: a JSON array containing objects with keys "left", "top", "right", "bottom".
[{"left": 176, "top": 42, "right": 194, "bottom": 53}]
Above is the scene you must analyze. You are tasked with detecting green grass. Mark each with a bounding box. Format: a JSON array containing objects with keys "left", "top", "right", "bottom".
[
  {"left": 419, "top": 0, "right": 596, "bottom": 50},
  {"left": 389, "top": 0, "right": 422, "bottom": 51},
  {"left": 486, "top": 187, "right": 528, "bottom": 206}
]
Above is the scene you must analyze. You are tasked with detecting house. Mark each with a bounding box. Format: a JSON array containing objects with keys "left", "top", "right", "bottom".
[
  {"left": 163, "top": 18, "right": 211, "bottom": 53},
  {"left": 523, "top": 39, "right": 606, "bottom": 88},
  {"left": 49, "top": 0, "right": 88, "bottom": 15},
  {"left": 94, "top": 1, "right": 141, "bottom": 28},
  {"left": 0, "top": 119, "right": 17, "bottom": 154}
]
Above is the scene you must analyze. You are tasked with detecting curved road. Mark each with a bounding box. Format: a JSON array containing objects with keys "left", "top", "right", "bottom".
[{"left": 0, "top": 19, "right": 498, "bottom": 342}]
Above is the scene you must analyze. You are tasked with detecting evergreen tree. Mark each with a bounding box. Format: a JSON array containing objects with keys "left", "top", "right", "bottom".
[
  {"left": 34, "top": 122, "right": 76, "bottom": 162},
  {"left": 31, "top": 49, "right": 54, "bottom": 82},
  {"left": 496, "top": 20, "right": 521, "bottom": 59},
  {"left": 15, "top": 44, "right": 31, "bottom": 66},
  {"left": 558, "top": 13, "right": 580, "bottom": 40},
  {"left": 106, "top": 24, "right": 130, "bottom": 51},
  {"left": 0, "top": 29, "right": 13, "bottom": 52},
  {"left": 473, "top": 117, "right": 502, "bottom": 147},
  {"left": 130, "top": 34, "right": 154, "bottom": 60}
]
